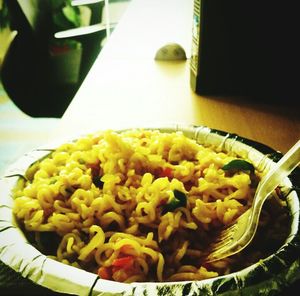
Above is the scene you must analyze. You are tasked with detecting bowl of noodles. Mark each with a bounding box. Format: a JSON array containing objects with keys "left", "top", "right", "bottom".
[{"left": 0, "top": 124, "right": 299, "bottom": 295}]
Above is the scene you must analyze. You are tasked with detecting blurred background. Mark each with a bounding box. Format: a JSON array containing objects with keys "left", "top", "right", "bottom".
[
  {"left": 0, "top": 0, "right": 131, "bottom": 118},
  {"left": 0, "top": 0, "right": 130, "bottom": 175}
]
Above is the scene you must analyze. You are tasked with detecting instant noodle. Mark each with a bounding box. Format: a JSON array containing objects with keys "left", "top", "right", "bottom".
[{"left": 12, "top": 129, "right": 290, "bottom": 283}]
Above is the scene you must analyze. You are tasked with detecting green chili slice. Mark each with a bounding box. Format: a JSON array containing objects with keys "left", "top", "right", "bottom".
[
  {"left": 222, "top": 159, "right": 255, "bottom": 174},
  {"left": 163, "top": 189, "right": 187, "bottom": 213}
]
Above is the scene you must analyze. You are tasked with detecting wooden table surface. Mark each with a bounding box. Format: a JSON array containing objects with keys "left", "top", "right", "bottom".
[{"left": 57, "top": 0, "right": 299, "bottom": 154}]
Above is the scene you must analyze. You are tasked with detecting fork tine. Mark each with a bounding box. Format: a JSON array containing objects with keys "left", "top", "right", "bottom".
[
  {"left": 210, "top": 235, "right": 234, "bottom": 249},
  {"left": 207, "top": 242, "right": 232, "bottom": 256},
  {"left": 209, "top": 230, "right": 237, "bottom": 249},
  {"left": 208, "top": 233, "right": 234, "bottom": 250},
  {"left": 209, "top": 221, "right": 239, "bottom": 243},
  {"left": 204, "top": 237, "right": 241, "bottom": 262},
  {"left": 201, "top": 230, "right": 236, "bottom": 260},
  {"left": 218, "top": 224, "right": 238, "bottom": 239},
  {"left": 201, "top": 211, "right": 252, "bottom": 262}
]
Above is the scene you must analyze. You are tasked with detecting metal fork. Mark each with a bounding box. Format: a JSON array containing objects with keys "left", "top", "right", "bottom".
[{"left": 203, "top": 139, "right": 300, "bottom": 263}]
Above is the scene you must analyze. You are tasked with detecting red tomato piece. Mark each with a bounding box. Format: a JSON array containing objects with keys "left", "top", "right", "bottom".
[
  {"left": 159, "top": 167, "right": 173, "bottom": 178},
  {"left": 112, "top": 256, "right": 134, "bottom": 269},
  {"left": 97, "top": 266, "right": 112, "bottom": 280}
]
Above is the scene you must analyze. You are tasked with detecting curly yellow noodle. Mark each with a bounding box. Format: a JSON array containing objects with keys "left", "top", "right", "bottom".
[
  {"left": 92, "top": 193, "right": 124, "bottom": 215},
  {"left": 48, "top": 213, "right": 75, "bottom": 234},
  {"left": 54, "top": 200, "right": 73, "bottom": 213},
  {"left": 135, "top": 202, "right": 156, "bottom": 223},
  {"left": 169, "top": 266, "right": 219, "bottom": 281},
  {"left": 70, "top": 189, "right": 93, "bottom": 207},
  {"left": 192, "top": 199, "right": 217, "bottom": 224},
  {"left": 141, "top": 172, "right": 153, "bottom": 186},
  {"left": 109, "top": 232, "right": 158, "bottom": 249},
  {"left": 94, "top": 242, "right": 118, "bottom": 266},
  {"left": 13, "top": 196, "right": 41, "bottom": 220},
  {"left": 117, "top": 186, "right": 132, "bottom": 202},
  {"left": 66, "top": 237, "right": 75, "bottom": 254},
  {"left": 66, "top": 212, "right": 81, "bottom": 221},
  {"left": 37, "top": 187, "right": 55, "bottom": 209},
  {"left": 40, "top": 159, "right": 57, "bottom": 175},
  {"left": 22, "top": 183, "right": 37, "bottom": 198},
  {"left": 82, "top": 216, "right": 95, "bottom": 229},
  {"left": 57, "top": 235, "right": 71, "bottom": 261},
  {"left": 179, "top": 220, "right": 198, "bottom": 230},
  {"left": 52, "top": 151, "right": 69, "bottom": 165},
  {"left": 100, "top": 212, "right": 125, "bottom": 229},
  {"left": 185, "top": 249, "right": 202, "bottom": 258},
  {"left": 113, "top": 238, "right": 142, "bottom": 255},
  {"left": 34, "top": 169, "right": 49, "bottom": 180},
  {"left": 24, "top": 210, "right": 44, "bottom": 230},
  {"left": 157, "top": 253, "right": 165, "bottom": 282},
  {"left": 135, "top": 257, "right": 149, "bottom": 275},
  {"left": 78, "top": 225, "right": 105, "bottom": 261},
  {"left": 124, "top": 223, "right": 139, "bottom": 235},
  {"left": 58, "top": 183, "right": 71, "bottom": 198},
  {"left": 174, "top": 241, "right": 189, "bottom": 263},
  {"left": 223, "top": 208, "right": 239, "bottom": 224},
  {"left": 140, "top": 246, "right": 158, "bottom": 262}
]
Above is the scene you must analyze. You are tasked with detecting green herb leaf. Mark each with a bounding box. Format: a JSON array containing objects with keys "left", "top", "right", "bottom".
[
  {"left": 163, "top": 189, "right": 187, "bottom": 213},
  {"left": 222, "top": 159, "right": 255, "bottom": 174}
]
